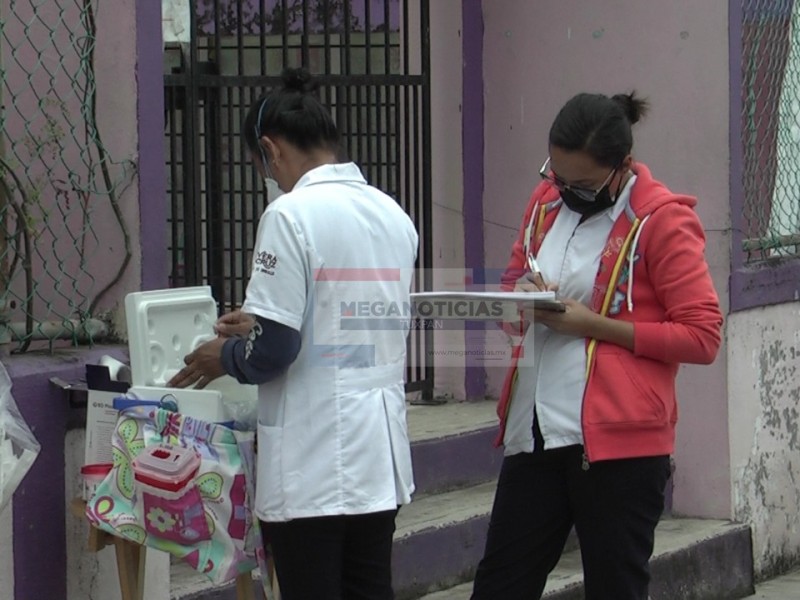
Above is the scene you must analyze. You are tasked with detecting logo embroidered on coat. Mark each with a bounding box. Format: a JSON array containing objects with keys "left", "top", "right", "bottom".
[{"left": 254, "top": 251, "right": 278, "bottom": 275}]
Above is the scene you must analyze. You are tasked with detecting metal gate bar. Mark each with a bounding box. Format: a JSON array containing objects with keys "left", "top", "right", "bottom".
[{"left": 164, "top": 0, "right": 433, "bottom": 398}]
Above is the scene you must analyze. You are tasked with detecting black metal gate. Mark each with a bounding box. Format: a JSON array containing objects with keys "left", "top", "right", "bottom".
[{"left": 164, "top": 0, "right": 433, "bottom": 397}]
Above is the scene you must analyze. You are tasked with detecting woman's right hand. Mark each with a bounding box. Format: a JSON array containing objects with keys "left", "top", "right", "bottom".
[
  {"left": 514, "top": 273, "right": 557, "bottom": 293},
  {"left": 215, "top": 309, "right": 256, "bottom": 338}
]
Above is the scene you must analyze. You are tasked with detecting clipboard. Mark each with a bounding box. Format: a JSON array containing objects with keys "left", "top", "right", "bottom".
[{"left": 410, "top": 291, "right": 566, "bottom": 320}]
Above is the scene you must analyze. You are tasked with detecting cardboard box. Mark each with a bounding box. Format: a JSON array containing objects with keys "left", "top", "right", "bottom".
[{"left": 84, "top": 363, "right": 129, "bottom": 466}]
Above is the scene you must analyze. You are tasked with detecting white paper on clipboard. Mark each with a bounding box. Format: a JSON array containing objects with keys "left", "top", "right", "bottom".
[{"left": 410, "top": 291, "right": 566, "bottom": 321}]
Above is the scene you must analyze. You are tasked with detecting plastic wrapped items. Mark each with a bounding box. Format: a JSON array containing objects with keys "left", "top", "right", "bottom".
[{"left": 0, "top": 360, "right": 41, "bottom": 513}]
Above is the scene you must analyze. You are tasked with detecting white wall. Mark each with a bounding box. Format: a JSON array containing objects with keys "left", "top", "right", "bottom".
[
  {"left": 481, "top": 0, "right": 732, "bottom": 516},
  {"left": 729, "top": 303, "right": 800, "bottom": 577}
]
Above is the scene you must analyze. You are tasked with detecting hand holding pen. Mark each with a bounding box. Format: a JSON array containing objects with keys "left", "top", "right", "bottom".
[
  {"left": 514, "top": 252, "right": 553, "bottom": 293},
  {"left": 526, "top": 253, "right": 548, "bottom": 291}
]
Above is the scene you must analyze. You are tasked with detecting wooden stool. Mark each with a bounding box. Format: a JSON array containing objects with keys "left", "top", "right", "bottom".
[{"left": 70, "top": 498, "right": 257, "bottom": 600}]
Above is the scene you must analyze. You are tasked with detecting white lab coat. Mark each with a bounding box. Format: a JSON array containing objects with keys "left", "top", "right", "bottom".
[
  {"left": 241, "top": 162, "right": 418, "bottom": 522},
  {"left": 504, "top": 176, "right": 636, "bottom": 455}
]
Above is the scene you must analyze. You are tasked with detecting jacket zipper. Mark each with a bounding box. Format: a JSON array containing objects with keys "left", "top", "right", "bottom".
[
  {"left": 581, "top": 350, "right": 593, "bottom": 471},
  {"left": 580, "top": 217, "right": 642, "bottom": 472},
  {"left": 581, "top": 368, "right": 592, "bottom": 471}
]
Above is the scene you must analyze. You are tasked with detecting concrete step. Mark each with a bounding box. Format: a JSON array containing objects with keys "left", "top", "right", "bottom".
[
  {"left": 418, "top": 518, "right": 754, "bottom": 600},
  {"left": 169, "top": 402, "right": 745, "bottom": 600},
  {"left": 170, "top": 480, "right": 498, "bottom": 600},
  {"left": 744, "top": 567, "right": 800, "bottom": 598},
  {"left": 393, "top": 481, "right": 496, "bottom": 599},
  {"left": 406, "top": 400, "right": 502, "bottom": 496}
]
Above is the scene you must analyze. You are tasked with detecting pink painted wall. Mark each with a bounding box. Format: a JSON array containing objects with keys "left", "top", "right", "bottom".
[
  {"left": 429, "top": 0, "right": 468, "bottom": 399},
  {"left": 1, "top": 0, "right": 141, "bottom": 339},
  {"left": 481, "top": 0, "right": 732, "bottom": 517},
  {"left": 93, "top": 0, "right": 142, "bottom": 310}
]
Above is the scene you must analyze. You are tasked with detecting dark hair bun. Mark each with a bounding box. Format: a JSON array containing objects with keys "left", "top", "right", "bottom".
[
  {"left": 611, "top": 92, "right": 649, "bottom": 124},
  {"left": 282, "top": 67, "right": 318, "bottom": 94}
]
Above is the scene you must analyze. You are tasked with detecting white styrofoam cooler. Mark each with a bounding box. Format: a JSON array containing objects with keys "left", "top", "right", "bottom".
[
  {"left": 125, "top": 286, "right": 217, "bottom": 387},
  {"left": 124, "top": 286, "right": 257, "bottom": 424}
]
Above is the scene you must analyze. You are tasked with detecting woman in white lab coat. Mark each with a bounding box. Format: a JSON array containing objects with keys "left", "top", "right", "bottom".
[{"left": 170, "top": 67, "right": 419, "bottom": 600}]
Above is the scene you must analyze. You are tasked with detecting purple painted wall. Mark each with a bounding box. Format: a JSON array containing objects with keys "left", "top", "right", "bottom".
[
  {"left": 139, "top": 0, "right": 168, "bottom": 290},
  {"left": 10, "top": 346, "right": 127, "bottom": 600},
  {"left": 462, "top": 0, "right": 486, "bottom": 400}
]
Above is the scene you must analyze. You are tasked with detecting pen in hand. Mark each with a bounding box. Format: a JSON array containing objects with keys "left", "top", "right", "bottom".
[{"left": 527, "top": 253, "right": 547, "bottom": 290}]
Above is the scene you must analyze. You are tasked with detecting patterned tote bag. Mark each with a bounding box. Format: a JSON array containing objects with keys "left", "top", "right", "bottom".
[{"left": 85, "top": 405, "right": 262, "bottom": 585}]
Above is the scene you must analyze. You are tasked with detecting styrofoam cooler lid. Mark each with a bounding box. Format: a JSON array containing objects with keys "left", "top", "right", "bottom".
[{"left": 125, "top": 286, "right": 218, "bottom": 387}]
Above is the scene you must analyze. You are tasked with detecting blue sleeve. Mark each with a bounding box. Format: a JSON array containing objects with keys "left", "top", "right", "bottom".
[{"left": 220, "top": 315, "right": 301, "bottom": 385}]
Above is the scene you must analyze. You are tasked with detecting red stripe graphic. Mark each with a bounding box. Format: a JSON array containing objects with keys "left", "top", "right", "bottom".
[{"left": 314, "top": 268, "right": 402, "bottom": 281}]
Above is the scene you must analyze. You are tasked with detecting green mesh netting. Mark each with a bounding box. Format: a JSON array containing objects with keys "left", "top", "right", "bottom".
[
  {"left": 0, "top": 0, "right": 136, "bottom": 352},
  {"left": 742, "top": 0, "right": 800, "bottom": 260}
]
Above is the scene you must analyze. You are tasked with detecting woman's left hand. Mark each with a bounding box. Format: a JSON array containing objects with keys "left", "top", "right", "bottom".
[
  {"left": 168, "top": 337, "right": 227, "bottom": 389},
  {"left": 525, "top": 298, "right": 599, "bottom": 337},
  {"left": 215, "top": 309, "right": 256, "bottom": 338}
]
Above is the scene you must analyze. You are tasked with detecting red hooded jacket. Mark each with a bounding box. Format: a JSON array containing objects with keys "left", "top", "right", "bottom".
[{"left": 495, "top": 162, "right": 723, "bottom": 463}]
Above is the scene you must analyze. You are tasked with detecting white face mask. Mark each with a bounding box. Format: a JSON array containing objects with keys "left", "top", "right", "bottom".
[
  {"left": 256, "top": 138, "right": 284, "bottom": 204},
  {"left": 265, "top": 177, "right": 284, "bottom": 204}
]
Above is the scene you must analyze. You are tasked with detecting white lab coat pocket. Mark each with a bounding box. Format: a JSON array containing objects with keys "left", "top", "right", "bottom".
[
  {"left": 382, "top": 387, "right": 414, "bottom": 504},
  {"left": 256, "top": 424, "right": 285, "bottom": 520}
]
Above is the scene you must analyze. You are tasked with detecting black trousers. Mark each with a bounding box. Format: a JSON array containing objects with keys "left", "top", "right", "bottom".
[
  {"left": 262, "top": 509, "right": 398, "bottom": 600},
  {"left": 471, "top": 446, "right": 671, "bottom": 600}
]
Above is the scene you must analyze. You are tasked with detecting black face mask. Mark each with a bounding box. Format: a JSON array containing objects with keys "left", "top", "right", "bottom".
[{"left": 561, "top": 183, "right": 616, "bottom": 218}]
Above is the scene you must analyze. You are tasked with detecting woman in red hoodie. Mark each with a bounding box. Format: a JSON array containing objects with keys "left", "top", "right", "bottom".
[{"left": 471, "top": 93, "right": 723, "bottom": 600}]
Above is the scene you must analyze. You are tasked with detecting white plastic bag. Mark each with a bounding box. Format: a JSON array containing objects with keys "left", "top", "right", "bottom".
[
  {"left": 0, "top": 360, "right": 40, "bottom": 513},
  {"left": 205, "top": 376, "right": 258, "bottom": 431}
]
